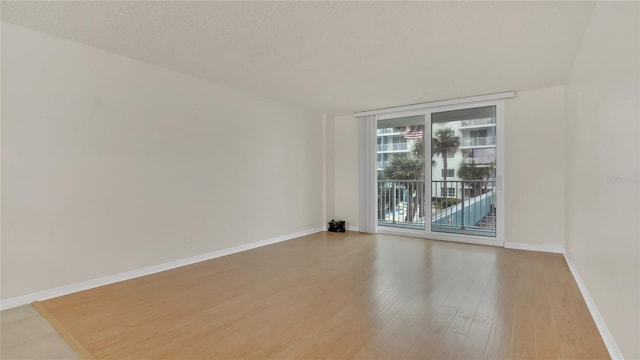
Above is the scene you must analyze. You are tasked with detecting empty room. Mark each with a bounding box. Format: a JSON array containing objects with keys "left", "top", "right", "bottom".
[{"left": 1, "top": 1, "right": 638, "bottom": 359}]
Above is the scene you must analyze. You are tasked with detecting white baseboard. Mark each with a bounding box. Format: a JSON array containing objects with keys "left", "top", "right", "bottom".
[
  {"left": 562, "top": 249, "right": 623, "bottom": 360},
  {"left": 0, "top": 227, "right": 324, "bottom": 311},
  {"left": 504, "top": 242, "right": 565, "bottom": 254},
  {"left": 346, "top": 226, "right": 360, "bottom": 232}
]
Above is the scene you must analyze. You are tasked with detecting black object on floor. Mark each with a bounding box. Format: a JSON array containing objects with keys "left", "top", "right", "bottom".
[{"left": 328, "top": 219, "right": 346, "bottom": 232}]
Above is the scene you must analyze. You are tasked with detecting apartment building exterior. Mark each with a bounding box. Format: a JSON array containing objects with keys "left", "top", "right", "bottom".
[{"left": 377, "top": 116, "right": 497, "bottom": 198}]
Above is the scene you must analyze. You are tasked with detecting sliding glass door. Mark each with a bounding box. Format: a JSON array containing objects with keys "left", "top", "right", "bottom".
[
  {"left": 374, "top": 98, "right": 505, "bottom": 245},
  {"left": 376, "top": 115, "right": 426, "bottom": 230},
  {"left": 429, "top": 106, "right": 497, "bottom": 237}
]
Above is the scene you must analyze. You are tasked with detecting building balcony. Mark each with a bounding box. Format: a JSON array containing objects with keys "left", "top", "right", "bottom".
[
  {"left": 377, "top": 179, "right": 496, "bottom": 237},
  {"left": 460, "top": 136, "right": 496, "bottom": 148},
  {"left": 459, "top": 118, "right": 496, "bottom": 128},
  {"left": 377, "top": 128, "right": 405, "bottom": 136},
  {"left": 377, "top": 143, "right": 408, "bottom": 152}
]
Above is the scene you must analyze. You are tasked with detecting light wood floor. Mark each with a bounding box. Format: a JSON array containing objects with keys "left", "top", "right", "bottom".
[
  {"left": 37, "top": 232, "right": 609, "bottom": 359},
  {"left": 0, "top": 304, "right": 80, "bottom": 359}
]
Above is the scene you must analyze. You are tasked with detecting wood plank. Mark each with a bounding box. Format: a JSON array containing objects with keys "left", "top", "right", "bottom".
[
  {"left": 32, "top": 301, "right": 95, "bottom": 360},
  {"left": 37, "top": 232, "right": 609, "bottom": 359}
]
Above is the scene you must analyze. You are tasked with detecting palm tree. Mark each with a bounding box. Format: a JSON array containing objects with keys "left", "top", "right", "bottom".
[
  {"left": 458, "top": 160, "right": 494, "bottom": 196},
  {"left": 383, "top": 138, "right": 426, "bottom": 223},
  {"left": 432, "top": 127, "right": 460, "bottom": 200},
  {"left": 409, "top": 138, "right": 437, "bottom": 167},
  {"left": 379, "top": 123, "right": 441, "bottom": 223},
  {"left": 383, "top": 155, "right": 424, "bottom": 181}
]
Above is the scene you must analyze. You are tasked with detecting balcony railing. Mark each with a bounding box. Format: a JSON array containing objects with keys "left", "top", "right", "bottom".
[
  {"left": 460, "top": 118, "right": 496, "bottom": 127},
  {"left": 431, "top": 180, "right": 496, "bottom": 236},
  {"left": 377, "top": 143, "right": 408, "bottom": 152},
  {"left": 377, "top": 127, "right": 405, "bottom": 135},
  {"left": 460, "top": 136, "right": 496, "bottom": 147},
  {"left": 378, "top": 180, "right": 426, "bottom": 227},
  {"left": 378, "top": 179, "right": 496, "bottom": 236}
]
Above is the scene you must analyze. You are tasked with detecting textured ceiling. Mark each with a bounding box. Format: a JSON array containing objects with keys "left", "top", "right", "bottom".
[{"left": 1, "top": 1, "right": 595, "bottom": 115}]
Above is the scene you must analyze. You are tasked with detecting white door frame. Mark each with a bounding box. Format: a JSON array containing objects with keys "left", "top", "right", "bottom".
[{"left": 376, "top": 98, "right": 507, "bottom": 247}]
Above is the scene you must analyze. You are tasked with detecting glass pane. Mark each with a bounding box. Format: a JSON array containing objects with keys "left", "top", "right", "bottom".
[
  {"left": 376, "top": 115, "right": 426, "bottom": 230},
  {"left": 431, "top": 106, "right": 497, "bottom": 237}
]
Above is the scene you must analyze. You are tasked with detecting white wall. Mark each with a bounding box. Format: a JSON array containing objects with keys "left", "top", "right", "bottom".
[
  {"left": 505, "top": 86, "right": 566, "bottom": 248},
  {"left": 331, "top": 86, "right": 567, "bottom": 247},
  {"left": 564, "top": 2, "right": 639, "bottom": 358},
  {"left": 1, "top": 23, "right": 323, "bottom": 300}
]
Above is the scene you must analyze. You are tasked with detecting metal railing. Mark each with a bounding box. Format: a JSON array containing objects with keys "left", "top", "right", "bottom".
[
  {"left": 378, "top": 179, "right": 496, "bottom": 236},
  {"left": 460, "top": 136, "right": 496, "bottom": 147},
  {"left": 377, "top": 127, "right": 405, "bottom": 135},
  {"left": 378, "top": 180, "right": 426, "bottom": 227},
  {"left": 460, "top": 118, "right": 496, "bottom": 127},
  {"left": 377, "top": 143, "right": 408, "bottom": 152},
  {"left": 431, "top": 180, "right": 496, "bottom": 236}
]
